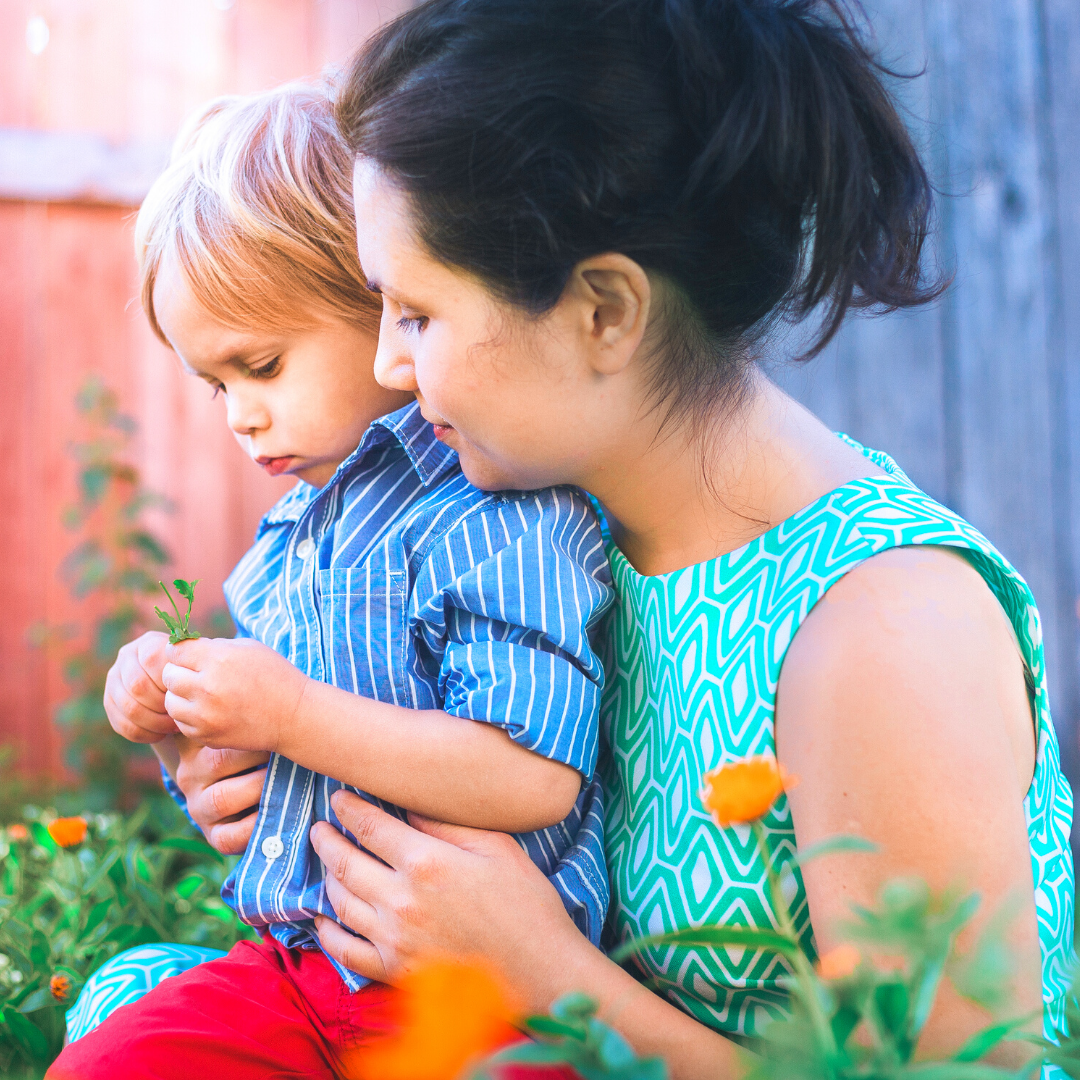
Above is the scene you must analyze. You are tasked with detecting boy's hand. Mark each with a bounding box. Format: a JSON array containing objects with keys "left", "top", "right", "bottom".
[
  {"left": 104, "top": 632, "right": 180, "bottom": 743},
  {"left": 161, "top": 637, "right": 308, "bottom": 753}
]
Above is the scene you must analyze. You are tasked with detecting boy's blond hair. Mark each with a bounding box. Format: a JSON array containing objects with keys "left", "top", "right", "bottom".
[{"left": 136, "top": 82, "right": 381, "bottom": 343}]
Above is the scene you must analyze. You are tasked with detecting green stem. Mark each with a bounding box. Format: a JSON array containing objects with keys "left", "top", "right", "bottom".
[
  {"left": 159, "top": 581, "right": 183, "bottom": 627},
  {"left": 752, "top": 820, "right": 838, "bottom": 1060}
]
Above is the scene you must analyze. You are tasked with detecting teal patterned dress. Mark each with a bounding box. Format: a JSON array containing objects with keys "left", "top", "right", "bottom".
[{"left": 600, "top": 439, "right": 1075, "bottom": 1045}]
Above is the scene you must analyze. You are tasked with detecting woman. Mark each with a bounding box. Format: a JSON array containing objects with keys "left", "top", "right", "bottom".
[
  {"left": 68, "top": 0, "right": 1073, "bottom": 1075},
  {"left": 312, "top": 0, "right": 1072, "bottom": 1070}
]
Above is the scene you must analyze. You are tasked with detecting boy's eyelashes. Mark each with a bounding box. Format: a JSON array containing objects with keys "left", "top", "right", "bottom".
[
  {"left": 199, "top": 355, "right": 282, "bottom": 396},
  {"left": 248, "top": 355, "right": 282, "bottom": 379}
]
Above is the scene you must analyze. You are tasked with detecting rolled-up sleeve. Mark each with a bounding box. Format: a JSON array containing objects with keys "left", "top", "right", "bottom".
[{"left": 409, "top": 487, "right": 613, "bottom": 778}]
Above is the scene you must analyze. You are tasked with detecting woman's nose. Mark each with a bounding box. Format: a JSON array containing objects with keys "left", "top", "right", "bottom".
[{"left": 373, "top": 312, "right": 419, "bottom": 393}]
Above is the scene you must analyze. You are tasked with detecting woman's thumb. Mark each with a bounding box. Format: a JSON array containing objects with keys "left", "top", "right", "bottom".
[{"left": 406, "top": 812, "right": 514, "bottom": 855}]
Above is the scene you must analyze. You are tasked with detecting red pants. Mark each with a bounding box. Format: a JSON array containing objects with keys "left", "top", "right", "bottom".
[{"left": 48, "top": 935, "right": 574, "bottom": 1079}]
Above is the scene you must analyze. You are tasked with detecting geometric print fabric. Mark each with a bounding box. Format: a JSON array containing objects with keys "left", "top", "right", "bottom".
[{"left": 600, "top": 439, "right": 1075, "bottom": 1045}]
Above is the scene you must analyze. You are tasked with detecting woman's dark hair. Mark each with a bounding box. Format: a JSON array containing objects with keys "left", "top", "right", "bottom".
[{"left": 337, "top": 0, "right": 942, "bottom": 417}]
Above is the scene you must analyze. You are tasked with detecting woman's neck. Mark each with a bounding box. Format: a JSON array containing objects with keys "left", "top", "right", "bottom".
[{"left": 590, "top": 369, "right": 883, "bottom": 577}]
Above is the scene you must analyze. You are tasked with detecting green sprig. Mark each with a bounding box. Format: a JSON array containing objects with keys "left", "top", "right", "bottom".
[{"left": 154, "top": 579, "right": 201, "bottom": 644}]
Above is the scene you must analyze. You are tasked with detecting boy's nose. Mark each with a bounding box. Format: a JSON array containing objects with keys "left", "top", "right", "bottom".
[{"left": 226, "top": 389, "right": 269, "bottom": 435}]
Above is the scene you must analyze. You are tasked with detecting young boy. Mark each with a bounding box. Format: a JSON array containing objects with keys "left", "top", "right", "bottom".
[{"left": 51, "top": 84, "right": 611, "bottom": 1079}]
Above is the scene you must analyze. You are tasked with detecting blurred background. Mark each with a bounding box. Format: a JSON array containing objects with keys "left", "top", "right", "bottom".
[{"left": 0, "top": 0, "right": 1078, "bottom": 820}]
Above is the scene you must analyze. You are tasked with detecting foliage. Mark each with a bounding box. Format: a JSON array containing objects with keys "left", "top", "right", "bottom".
[
  {"left": 481, "top": 993, "right": 666, "bottom": 1080},
  {"left": 154, "top": 578, "right": 201, "bottom": 644},
  {"left": 27, "top": 378, "right": 230, "bottom": 810},
  {"left": 476, "top": 759, "right": 1080, "bottom": 1080},
  {"left": 0, "top": 797, "right": 256, "bottom": 1075}
]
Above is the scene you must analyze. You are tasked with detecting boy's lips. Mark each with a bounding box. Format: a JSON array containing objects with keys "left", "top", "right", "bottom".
[{"left": 256, "top": 455, "right": 296, "bottom": 476}]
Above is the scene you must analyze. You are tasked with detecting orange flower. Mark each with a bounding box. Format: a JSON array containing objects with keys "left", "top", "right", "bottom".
[
  {"left": 700, "top": 757, "right": 796, "bottom": 828},
  {"left": 7, "top": 823, "right": 28, "bottom": 841},
  {"left": 50, "top": 972, "right": 73, "bottom": 1002},
  {"left": 343, "top": 961, "right": 521, "bottom": 1080},
  {"left": 47, "top": 816, "right": 88, "bottom": 848},
  {"left": 816, "top": 944, "right": 861, "bottom": 980}
]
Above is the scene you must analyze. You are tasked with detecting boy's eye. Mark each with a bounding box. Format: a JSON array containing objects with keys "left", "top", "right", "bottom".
[
  {"left": 249, "top": 356, "right": 282, "bottom": 380},
  {"left": 396, "top": 315, "right": 428, "bottom": 334}
]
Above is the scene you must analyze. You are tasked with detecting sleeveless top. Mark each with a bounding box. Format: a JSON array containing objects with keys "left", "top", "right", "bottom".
[{"left": 599, "top": 439, "right": 1075, "bottom": 1045}]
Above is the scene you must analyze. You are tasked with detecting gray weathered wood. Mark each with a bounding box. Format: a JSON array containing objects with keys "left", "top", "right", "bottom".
[{"left": 772, "top": 0, "right": 1080, "bottom": 796}]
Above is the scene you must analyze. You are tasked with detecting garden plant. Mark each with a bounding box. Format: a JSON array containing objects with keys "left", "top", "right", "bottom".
[
  {"left": 0, "top": 800, "right": 255, "bottom": 1076},
  {"left": 342, "top": 760, "right": 1080, "bottom": 1080}
]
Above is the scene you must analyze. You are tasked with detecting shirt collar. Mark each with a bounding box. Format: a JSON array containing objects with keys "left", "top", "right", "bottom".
[
  {"left": 370, "top": 400, "right": 460, "bottom": 488},
  {"left": 258, "top": 402, "right": 460, "bottom": 529}
]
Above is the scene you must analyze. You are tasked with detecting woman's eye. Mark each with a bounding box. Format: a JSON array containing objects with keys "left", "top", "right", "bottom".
[
  {"left": 249, "top": 356, "right": 282, "bottom": 380},
  {"left": 396, "top": 315, "right": 428, "bottom": 334}
]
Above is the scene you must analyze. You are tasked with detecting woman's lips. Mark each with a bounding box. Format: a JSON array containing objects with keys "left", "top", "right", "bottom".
[{"left": 256, "top": 455, "right": 296, "bottom": 476}]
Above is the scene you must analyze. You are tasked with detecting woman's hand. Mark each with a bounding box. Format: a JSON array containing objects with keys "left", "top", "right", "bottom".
[
  {"left": 172, "top": 738, "right": 270, "bottom": 854},
  {"left": 310, "top": 792, "right": 737, "bottom": 1079},
  {"left": 310, "top": 791, "right": 581, "bottom": 1009},
  {"left": 161, "top": 637, "right": 309, "bottom": 752}
]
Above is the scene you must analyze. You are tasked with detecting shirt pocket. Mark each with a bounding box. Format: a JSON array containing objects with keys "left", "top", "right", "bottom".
[{"left": 318, "top": 567, "right": 407, "bottom": 699}]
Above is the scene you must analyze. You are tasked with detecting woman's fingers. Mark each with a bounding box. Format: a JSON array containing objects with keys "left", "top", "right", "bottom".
[
  {"left": 188, "top": 768, "right": 266, "bottom": 828},
  {"left": 311, "top": 819, "right": 398, "bottom": 897},
  {"left": 206, "top": 810, "right": 260, "bottom": 855},
  {"left": 328, "top": 790, "right": 434, "bottom": 870},
  {"left": 323, "top": 872, "right": 379, "bottom": 938},
  {"left": 314, "top": 916, "right": 387, "bottom": 983}
]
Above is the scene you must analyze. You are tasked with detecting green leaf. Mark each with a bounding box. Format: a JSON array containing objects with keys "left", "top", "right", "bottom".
[
  {"left": 157, "top": 837, "right": 224, "bottom": 863},
  {"left": 29, "top": 929, "right": 50, "bottom": 967},
  {"left": 610, "top": 925, "right": 798, "bottom": 964},
  {"left": 29, "top": 822, "right": 56, "bottom": 854},
  {"left": 107, "top": 857, "right": 128, "bottom": 890},
  {"left": 874, "top": 980, "right": 910, "bottom": 1038},
  {"left": 954, "top": 1015, "right": 1041, "bottom": 1063},
  {"left": 1, "top": 1007, "right": 51, "bottom": 1063},
  {"left": 173, "top": 578, "right": 199, "bottom": 602},
  {"left": 154, "top": 607, "right": 179, "bottom": 634},
  {"left": 831, "top": 1004, "right": 861, "bottom": 1048},
  {"left": 175, "top": 873, "right": 205, "bottom": 899},
  {"left": 80, "top": 899, "right": 113, "bottom": 942},
  {"left": 792, "top": 834, "right": 878, "bottom": 868},
  {"left": 15, "top": 987, "right": 53, "bottom": 1014},
  {"left": 526, "top": 1015, "right": 585, "bottom": 1040}
]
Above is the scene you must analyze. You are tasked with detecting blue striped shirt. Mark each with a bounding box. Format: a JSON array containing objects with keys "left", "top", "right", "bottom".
[{"left": 163, "top": 402, "right": 613, "bottom": 989}]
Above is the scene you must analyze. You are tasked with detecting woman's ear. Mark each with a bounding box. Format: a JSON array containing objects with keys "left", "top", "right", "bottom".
[{"left": 564, "top": 253, "right": 652, "bottom": 376}]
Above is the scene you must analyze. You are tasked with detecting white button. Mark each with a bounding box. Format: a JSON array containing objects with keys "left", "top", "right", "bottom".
[
  {"left": 261, "top": 835, "right": 284, "bottom": 860},
  {"left": 295, "top": 538, "right": 314, "bottom": 560}
]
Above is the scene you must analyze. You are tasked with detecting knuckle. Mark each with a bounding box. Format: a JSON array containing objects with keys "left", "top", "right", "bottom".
[{"left": 208, "top": 782, "right": 229, "bottom": 819}]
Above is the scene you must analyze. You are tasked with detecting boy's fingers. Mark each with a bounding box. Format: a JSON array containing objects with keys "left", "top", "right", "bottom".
[
  {"left": 163, "top": 637, "right": 211, "bottom": 670},
  {"left": 314, "top": 917, "right": 387, "bottom": 983},
  {"left": 161, "top": 662, "right": 200, "bottom": 699},
  {"left": 327, "top": 790, "right": 428, "bottom": 871}
]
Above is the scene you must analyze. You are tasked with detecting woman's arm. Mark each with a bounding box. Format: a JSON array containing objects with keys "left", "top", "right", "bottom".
[
  {"left": 777, "top": 546, "right": 1042, "bottom": 1062},
  {"left": 310, "top": 795, "right": 740, "bottom": 1080}
]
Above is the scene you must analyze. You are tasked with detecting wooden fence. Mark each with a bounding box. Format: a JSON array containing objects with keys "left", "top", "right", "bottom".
[
  {"left": 2, "top": 0, "right": 1079, "bottom": 803},
  {"left": 773, "top": 0, "right": 1080, "bottom": 791},
  {"left": 0, "top": 0, "right": 409, "bottom": 776}
]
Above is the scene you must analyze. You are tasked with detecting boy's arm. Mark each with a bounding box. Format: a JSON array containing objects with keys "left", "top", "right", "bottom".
[{"left": 162, "top": 489, "right": 613, "bottom": 833}]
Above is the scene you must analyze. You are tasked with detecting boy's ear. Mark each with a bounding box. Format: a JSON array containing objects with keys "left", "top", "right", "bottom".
[{"left": 563, "top": 254, "right": 652, "bottom": 376}]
